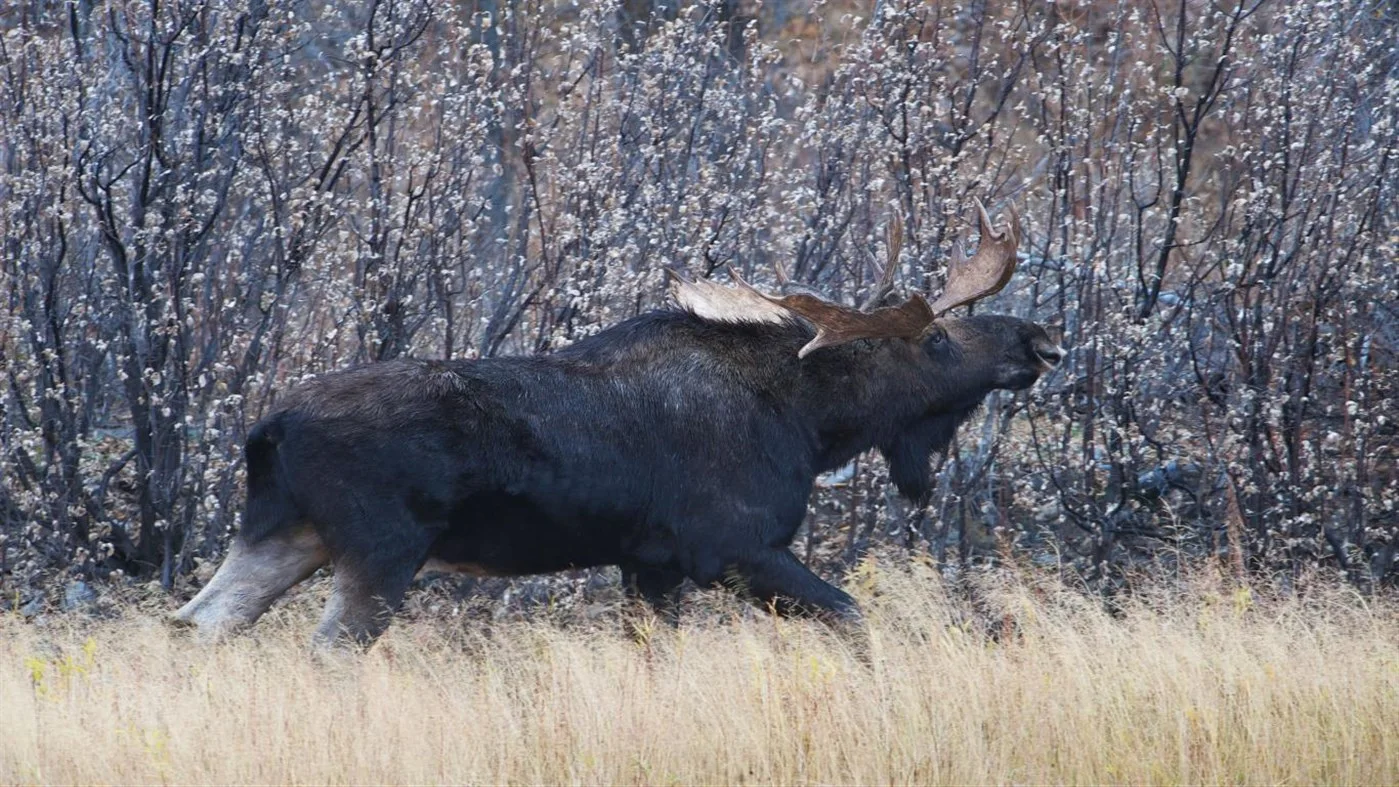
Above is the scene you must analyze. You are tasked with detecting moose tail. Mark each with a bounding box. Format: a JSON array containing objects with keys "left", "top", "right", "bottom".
[{"left": 239, "top": 413, "right": 301, "bottom": 544}]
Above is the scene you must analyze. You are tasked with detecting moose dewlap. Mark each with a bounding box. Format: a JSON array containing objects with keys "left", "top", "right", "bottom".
[{"left": 173, "top": 201, "right": 1063, "bottom": 647}]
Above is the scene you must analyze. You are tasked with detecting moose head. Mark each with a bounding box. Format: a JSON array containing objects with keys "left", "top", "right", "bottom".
[{"left": 672, "top": 200, "right": 1064, "bottom": 500}]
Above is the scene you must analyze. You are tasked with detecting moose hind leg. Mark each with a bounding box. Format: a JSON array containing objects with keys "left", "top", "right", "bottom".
[
  {"left": 313, "top": 520, "right": 435, "bottom": 649},
  {"left": 726, "top": 547, "right": 862, "bottom": 624},
  {"left": 172, "top": 526, "right": 328, "bottom": 635}
]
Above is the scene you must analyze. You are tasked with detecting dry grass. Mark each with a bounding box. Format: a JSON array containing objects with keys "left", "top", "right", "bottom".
[{"left": 3, "top": 563, "right": 1398, "bottom": 785}]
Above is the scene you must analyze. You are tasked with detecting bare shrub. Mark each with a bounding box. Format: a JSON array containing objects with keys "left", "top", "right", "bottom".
[{"left": 0, "top": 0, "right": 1395, "bottom": 598}]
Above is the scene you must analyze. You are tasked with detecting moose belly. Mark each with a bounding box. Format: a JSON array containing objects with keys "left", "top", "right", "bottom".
[{"left": 423, "top": 491, "right": 631, "bottom": 577}]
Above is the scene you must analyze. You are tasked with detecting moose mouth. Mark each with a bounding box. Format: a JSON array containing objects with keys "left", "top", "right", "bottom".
[{"left": 1033, "top": 343, "right": 1065, "bottom": 372}]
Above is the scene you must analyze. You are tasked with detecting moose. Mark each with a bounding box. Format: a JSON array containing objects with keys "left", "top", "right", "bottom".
[{"left": 173, "top": 201, "right": 1063, "bottom": 647}]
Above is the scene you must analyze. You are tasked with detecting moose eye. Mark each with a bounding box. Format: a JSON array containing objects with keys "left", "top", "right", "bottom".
[{"left": 927, "top": 328, "right": 944, "bottom": 344}]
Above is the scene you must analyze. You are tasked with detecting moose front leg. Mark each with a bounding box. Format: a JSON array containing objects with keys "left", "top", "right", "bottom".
[
  {"left": 726, "top": 547, "right": 862, "bottom": 624},
  {"left": 621, "top": 562, "right": 686, "bottom": 624},
  {"left": 313, "top": 564, "right": 415, "bottom": 649},
  {"left": 312, "top": 508, "right": 436, "bottom": 649}
]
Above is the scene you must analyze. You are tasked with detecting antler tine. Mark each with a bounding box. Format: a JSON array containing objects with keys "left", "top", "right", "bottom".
[
  {"left": 861, "top": 214, "right": 904, "bottom": 310},
  {"left": 925, "top": 198, "right": 1020, "bottom": 318}
]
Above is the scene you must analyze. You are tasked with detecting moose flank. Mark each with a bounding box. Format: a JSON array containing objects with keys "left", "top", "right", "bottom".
[{"left": 173, "top": 202, "right": 1063, "bottom": 647}]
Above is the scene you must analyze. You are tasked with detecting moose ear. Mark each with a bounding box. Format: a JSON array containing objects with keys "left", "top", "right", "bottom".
[{"left": 870, "top": 289, "right": 907, "bottom": 309}]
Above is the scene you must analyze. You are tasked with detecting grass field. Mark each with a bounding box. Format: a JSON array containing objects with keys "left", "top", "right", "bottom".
[{"left": 2, "top": 562, "right": 1397, "bottom": 785}]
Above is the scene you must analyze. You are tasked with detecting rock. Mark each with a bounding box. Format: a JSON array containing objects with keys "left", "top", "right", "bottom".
[
  {"left": 20, "top": 596, "right": 43, "bottom": 618},
  {"left": 585, "top": 570, "right": 615, "bottom": 595},
  {"left": 62, "top": 580, "right": 97, "bottom": 611},
  {"left": 1134, "top": 460, "right": 1202, "bottom": 500}
]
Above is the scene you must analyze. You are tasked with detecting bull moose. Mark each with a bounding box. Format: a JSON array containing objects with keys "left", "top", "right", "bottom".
[{"left": 174, "top": 201, "right": 1063, "bottom": 647}]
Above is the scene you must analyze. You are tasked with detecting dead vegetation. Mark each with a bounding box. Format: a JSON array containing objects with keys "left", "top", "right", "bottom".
[{"left": 3, "top": 563, "right": 1397, "bottom": 785}]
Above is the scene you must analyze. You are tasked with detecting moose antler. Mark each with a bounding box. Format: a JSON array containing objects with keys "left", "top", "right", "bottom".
[
  {"left": 729, "top": 269, "right": 935, "bottom": 358},
  {"left": 672, "top": 200, "right": 1019, "bottom": 359},
  {"left": 925, "top": 198, "right": 1020, "bottom": 317}
]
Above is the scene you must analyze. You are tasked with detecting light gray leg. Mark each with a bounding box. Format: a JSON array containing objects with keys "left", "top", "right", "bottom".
[{"left": 171, "top": 526, "right": 328, "bottom": 636}]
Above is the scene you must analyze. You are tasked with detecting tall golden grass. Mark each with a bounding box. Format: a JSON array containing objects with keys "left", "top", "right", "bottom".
[{"left": 3, "top": 562, "right": 1397, "bottom": 785}]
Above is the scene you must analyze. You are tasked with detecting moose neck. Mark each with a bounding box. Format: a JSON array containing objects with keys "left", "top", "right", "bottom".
[{"left": 792, "top": 338, "right": 939, "bottom": 473}]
